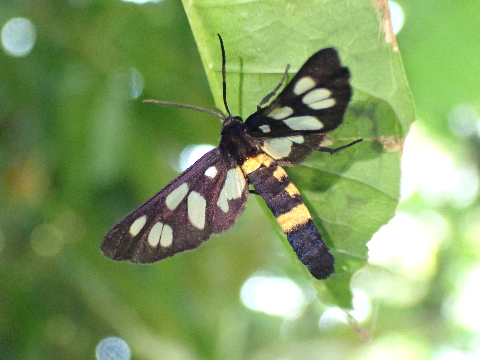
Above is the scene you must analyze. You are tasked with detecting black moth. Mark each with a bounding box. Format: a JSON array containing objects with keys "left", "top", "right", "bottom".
[{"left": 102, "top": 35, "right": 361, "bottom": 280}]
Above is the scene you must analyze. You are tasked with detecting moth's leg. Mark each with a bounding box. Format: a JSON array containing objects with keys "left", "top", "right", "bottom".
[
  {"left": 256, "top": 64, "right": 291, "bottom": 111},
  {"left": 317, "top": 139, "right": 363, "bottom": 154}
]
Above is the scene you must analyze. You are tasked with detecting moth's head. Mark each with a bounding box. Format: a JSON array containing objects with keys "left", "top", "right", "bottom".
[{"left": 222, "top": 115, "right": 243, "bottom": 127}]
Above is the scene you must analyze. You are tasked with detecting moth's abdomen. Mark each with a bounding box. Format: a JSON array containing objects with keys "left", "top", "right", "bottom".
[
  {"left": 241, "top": 153, "right": 334, "bottom": 279},
  {"left": 284, "top": 219, "right": 335, "bottom": 280}
]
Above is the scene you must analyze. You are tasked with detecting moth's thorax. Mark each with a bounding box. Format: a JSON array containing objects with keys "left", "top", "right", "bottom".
[{"left": 220, "top": 115, "right": 261, "bottom": 163}]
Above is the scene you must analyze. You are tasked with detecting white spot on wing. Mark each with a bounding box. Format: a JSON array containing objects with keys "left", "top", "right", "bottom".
[
  {"left": 160, "top": 224, "right": 173, "bottom": 247},
  {"left": 302, "top": 88, "right": 335, "bottom": 110},
  {"left": 308, "top": 98, "right": 336, "bottom": 110},
  {"left": 259, "top": 125, "right": 271, "bottom": 133},
  {"left": 148, "top": 221, "right": 164, "bottom": 247},
  {"left": 287, "top": 136, "right": 304, "bottom": 144},
  {"left": 293, "top": 77, "right": 316, "bottom": 95},
  {"left": 204, "top": 166, "right": 218, "bottom": 178},
  {"left": 217, "top": 190, "right": 229, "bottom": 212},
  {"left": 302, "top": 88, "right": 331, "bottom": 104},
  {"left": 224, "top": 167, "right": 246, "bottom": 200},
  {"left": 284, "top": 116, "right": 324, "bottom": 131},
  {"left": 187, "top": 191, "right": 206, "bottom": 229},
  {"left": 165, "top": 183, "right": 189, "bottom": 210},
  {"left": 262, "top": 138, "right": 293, "bottom": 159},
  {"left": 129, "top": 215, "right": 147, "bottom": 236},
  {"left": 268, "top": 106, "right": 293, "bottom": 120}
]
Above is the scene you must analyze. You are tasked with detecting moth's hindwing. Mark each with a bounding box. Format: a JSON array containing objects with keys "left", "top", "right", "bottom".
[
  {"left": 101, "top": 148, "right": 249, "bottom": 263},
  {"left": 244, "top": 48, "right": 352, "bottom": 165},
  {"left": 260, "top": 133, "right": 325, "bottom": 167}
]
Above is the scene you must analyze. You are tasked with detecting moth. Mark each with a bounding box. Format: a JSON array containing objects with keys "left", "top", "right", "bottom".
[{"left": 102, "top": 35, "right": 361, "bottom": 280}]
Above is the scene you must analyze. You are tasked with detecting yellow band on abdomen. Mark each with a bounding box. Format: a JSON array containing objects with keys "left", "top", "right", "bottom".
[
  {"left": 276, "top": 203, "right": 311, "bottom": 233},
  {"left": 241, "top": 153, "right": 275, "bottom": 174}
]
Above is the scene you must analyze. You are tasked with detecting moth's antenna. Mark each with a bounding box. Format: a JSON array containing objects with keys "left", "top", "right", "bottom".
[
  {"left": 143, "top": 99, "right": 225, "bottom": 120},
  {"left": 143, "top": 34, "right": 232, "bottom": 121},
  {"left": 217, "top": 34, "right": 232, "bottom": 117}
]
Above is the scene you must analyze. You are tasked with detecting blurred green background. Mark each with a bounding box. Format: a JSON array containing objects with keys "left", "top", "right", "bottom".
[{"left": 1, "top": 0, "right": 480, "bottom": 359}]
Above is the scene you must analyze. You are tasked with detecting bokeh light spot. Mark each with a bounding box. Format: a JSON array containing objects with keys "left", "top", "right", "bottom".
[
  {"left": 368, "top": 212, "right": 438, "bottom": 280},
  {"left": 435, "top": 349, "right": 478, "bottom": 360},
  {"left": 240, "top": 276, "right": 306, "bottom": 318},
  {"left": 452, "top": 267, "right": 480, "bottom": 333},
  {"left": 448, "top": 104, "right": 479, "bottom": 138},
  {"left": 1, "top": 17, "right": 36, "bottom": 57},
  {"left": 178, "top": 144, "right": 215, "bottom": 171},
  {"left": 319, "top": 307, "right": 348, "bottom": 328},
  {"left": 401, "top": 125, "right": 479, "bottom": 207},
  {"left": 319, "top": 289, "right": 371, "bottom": 329},
  {"left": 350, "top": 289, "right": 372, "bottom": 323},
  {"left": 353, "top": 267, "right": 429, "bottom": 307},
  {"left": 388, "top": 1, "right": 405, "bottom": 34},
  {"left": 96, "top": 337, "right": 131, "bottom": 360}
]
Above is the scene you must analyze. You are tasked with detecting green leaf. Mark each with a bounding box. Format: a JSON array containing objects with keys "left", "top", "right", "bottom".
[{"left": 182, "top": 0, "right": 414, "bottom": 308}]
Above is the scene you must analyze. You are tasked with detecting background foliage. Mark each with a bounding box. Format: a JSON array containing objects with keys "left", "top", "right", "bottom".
[{"left": 1, "top": 0, "right": 479, "bottom": 359}]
